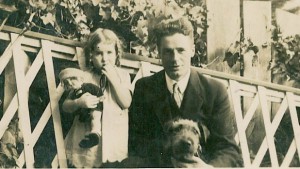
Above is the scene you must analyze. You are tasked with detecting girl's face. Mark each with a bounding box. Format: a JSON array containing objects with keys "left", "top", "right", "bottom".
[{"left": 92, "top": 42, "right": 117, "bottom": 69}]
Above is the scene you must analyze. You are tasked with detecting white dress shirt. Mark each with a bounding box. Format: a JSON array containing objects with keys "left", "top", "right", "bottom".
[{"left": 165, "top": 70, "right": 191, "bottom": 102}]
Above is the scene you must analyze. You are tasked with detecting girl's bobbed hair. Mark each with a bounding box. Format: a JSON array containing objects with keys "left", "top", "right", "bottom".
[{"left": 84, "top": 28, "right": 124, "bottom": 69}]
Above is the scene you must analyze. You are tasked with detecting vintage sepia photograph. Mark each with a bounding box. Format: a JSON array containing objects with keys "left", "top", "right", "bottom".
[{"left": 0, "top": 0, "right": 300, "bottom": 168}]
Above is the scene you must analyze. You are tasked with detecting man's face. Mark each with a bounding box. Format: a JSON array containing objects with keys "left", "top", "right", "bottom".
[{"left": 159, "top": 33, "right": 195, "bottom": 81}]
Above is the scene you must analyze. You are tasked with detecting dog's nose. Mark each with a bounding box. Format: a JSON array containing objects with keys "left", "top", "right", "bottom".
[{"left": 181, "top": 140, "right": 192, "bottom": 148}]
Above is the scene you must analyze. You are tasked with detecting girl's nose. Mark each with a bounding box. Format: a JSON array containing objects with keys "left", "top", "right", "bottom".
[{"left": 102, "top": 53, "right": 109, "bottom": 64}]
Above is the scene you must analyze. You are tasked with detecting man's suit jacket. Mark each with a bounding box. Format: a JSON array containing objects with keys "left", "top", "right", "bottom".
[{"left": 128, "top": 67, "right": 242, "bottom": 167}]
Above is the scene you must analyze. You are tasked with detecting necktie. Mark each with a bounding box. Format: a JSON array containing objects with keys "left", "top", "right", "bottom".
[{"left": 173, "top": 83, "right": 182, "bottom": 108}]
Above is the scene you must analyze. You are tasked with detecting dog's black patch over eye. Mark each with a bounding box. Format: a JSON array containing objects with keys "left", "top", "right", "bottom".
[
  {"left": 192, "top": 128, "right": 200, "bottom": 135},
  {"left": 172, "top": 124, "right": 183, "bottom": 134}
]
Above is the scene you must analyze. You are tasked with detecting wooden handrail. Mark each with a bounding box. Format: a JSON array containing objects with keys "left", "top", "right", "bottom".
[
  {"left": 2, "top": 25, "right": 300, "bottom": 95},
  {"left": 1, "top": 25, "right": 82, "bottom": 47}
]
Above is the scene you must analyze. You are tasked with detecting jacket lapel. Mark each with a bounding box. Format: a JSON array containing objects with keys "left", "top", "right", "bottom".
[
  {"left": 180, "top": 68, "right": 204, "bottom": 119},
  {"left": 153, "top": 71, "right": 173, "bottom": 127},
  {"left": 153, "top": 69, "right": 205, "bottom": 126}
]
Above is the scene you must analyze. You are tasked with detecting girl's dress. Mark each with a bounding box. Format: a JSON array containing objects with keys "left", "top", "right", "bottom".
[{"left": 64, "top": 68, "right": 131, "bottom": 168}]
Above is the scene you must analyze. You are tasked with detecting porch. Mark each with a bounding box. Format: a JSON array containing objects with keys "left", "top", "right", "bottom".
[{"left": 0, "top": 25, "right": 300, "bottom": 168}]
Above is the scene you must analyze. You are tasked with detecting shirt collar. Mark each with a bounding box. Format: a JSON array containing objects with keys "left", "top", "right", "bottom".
[{"left": 165, "top": 70, "right": 190, "bottom": 94}]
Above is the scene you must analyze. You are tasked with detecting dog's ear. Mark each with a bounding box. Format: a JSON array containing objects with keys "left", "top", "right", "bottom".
[
  {"left": 198, "top": 123, "right": 210, "bottom": 143},
  {"left": 163, "top": 120, "right": 174, "bottom": 134}
]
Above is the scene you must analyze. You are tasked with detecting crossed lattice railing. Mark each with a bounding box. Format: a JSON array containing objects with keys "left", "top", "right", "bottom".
[{"left": 0, "top": 27, "right": 300, "bottom": 168}]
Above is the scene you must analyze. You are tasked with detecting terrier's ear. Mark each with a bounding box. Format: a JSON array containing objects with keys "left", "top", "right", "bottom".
[
  {"left": 199, "top": 124, "right": 210, "bottom": 143},
  {"left": 163, "top": 120, "right": 174, "bottom": 134}
]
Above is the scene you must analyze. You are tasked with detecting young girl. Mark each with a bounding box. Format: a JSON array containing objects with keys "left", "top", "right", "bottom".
[{"left": 62, "top": 28, "right": 132, "bottom": 168}]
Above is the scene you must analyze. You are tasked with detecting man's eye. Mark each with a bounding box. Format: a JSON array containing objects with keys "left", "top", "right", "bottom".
[
  {"left": 163, "top": 49, "right": 173, "bottom": 54},
  {"left": 177, "top": 48, "right": 185, "bottom": 53}
]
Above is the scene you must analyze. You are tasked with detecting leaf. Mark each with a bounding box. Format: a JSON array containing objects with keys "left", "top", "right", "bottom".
[
  {"left": 268, "top": 60, "right": 277, "bottom": 70},
  {"left": 224, "top": 51, "right": 239, "bottom": 68},
  {"left": 74, "top": 13, "right": 87, "bottom": 23},
  {"left": 252, "top": 54, "right": 258, "bottom": 67},
  {"left": 40, "top": 12, "right": 55, "bottom": 26},
  {"left": 250, "top": 46, "right": 259, "bottom": 54}
]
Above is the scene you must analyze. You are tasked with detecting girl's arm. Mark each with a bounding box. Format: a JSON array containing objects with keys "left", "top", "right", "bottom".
[
  {"left": 102, "top": 64, "right": 132, "bottom": 109},
  {"left": 62, "top": 93, "right": 100, "bottom": 113}
]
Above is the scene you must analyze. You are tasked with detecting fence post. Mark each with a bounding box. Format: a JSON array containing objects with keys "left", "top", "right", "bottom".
[
  {"left": 11, "top": 33, "right": 35, "bottom": 168},
  {"left": 41, "top": 40, "right": 67, "bottom": 168}
]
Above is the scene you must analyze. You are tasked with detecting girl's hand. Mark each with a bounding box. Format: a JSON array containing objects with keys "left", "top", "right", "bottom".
[
  {"left": 98, "top": 95, "right": 106, "bottom": 102},
  {"left": 76, "top": 93, "right": 99, "bottom": 108},
  {"left": 101, "top": 63, "right": 120, "bottom": 84}
]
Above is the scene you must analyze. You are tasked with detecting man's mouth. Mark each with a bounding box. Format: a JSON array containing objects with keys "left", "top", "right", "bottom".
[{"left": 169, "top": 65, "right": 180, "bottom": 70}]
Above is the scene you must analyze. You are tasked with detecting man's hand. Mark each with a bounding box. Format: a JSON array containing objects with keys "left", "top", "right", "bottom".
[{"left": 75, "top": 93, "right": 99, "bottom": 108}]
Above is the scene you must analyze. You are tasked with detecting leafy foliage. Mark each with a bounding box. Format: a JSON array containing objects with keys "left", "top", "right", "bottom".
[
  {"left": 223, "top": 37, "right": 259, "bottom": 68},
  {"left": 2, "top": 0, "right": 207, "bottom": 65},
  {"left": 0, "top": 118, "right": 23, "bottom": 168},
  {"left": 269, "top": 27, "right": 300, "bottom": 82}
]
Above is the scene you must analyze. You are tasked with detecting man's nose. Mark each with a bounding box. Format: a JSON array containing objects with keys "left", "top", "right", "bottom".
[{"left": 171, "top": 50, "right": 181, "bottom": 61}]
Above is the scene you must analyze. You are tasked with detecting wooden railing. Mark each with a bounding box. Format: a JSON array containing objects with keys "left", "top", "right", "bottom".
[{"left": 0, "top": 26, "right": 300, "bottom": 168}]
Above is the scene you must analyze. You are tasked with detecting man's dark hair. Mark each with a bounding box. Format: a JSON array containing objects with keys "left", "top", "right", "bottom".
[{"left": 153, "top": 17, "right": 194, "bottom": 48}]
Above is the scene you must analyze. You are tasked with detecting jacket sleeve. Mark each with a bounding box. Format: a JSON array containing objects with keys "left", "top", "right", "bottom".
[
  {"left": 128, "top": 79, "right": 147, "bottom": 157},
  {"left": 206, "top": 81, "right": 243, "bottom": 167}
]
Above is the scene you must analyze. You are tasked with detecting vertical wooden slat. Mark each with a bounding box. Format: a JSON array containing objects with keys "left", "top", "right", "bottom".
[
  {"left": 0, "top": 33, "right": 25, "bottom": 74},
  {"left": 286, "top": 92, "right": 300, "bottom": 163},
  {"left": 41, "top": 40, "right": 67, "bottom": 168},
  {"left": 229, "top": 80, "right": 252, "bottom": 167},
  {"left": 243, "top": 95, "right": 259, "bottom": 127},
  {"left": 243, "top": 2, "right": 272, "bottom": 159},
  {"left": 11, "top": 33, "right": 34, "bottom": 168},
  {"left": 0, "top": 50, "right": 43, "bottom": 140},
  {"left": 258, "top": 86, "right": 279, "bottom": 167},
  {"left": 76, "top": 47, "right": 86, "bottom": 70},
  {"left": 18, "top": 86, "right": 64, "bottom": 167},
  {"left": 207, "top": 0, "right": 240, "bottom": 75},
  {"left": 141, "top": 61, "right": 152, "bottom": 77},
  {"left": 252, "top": 95, "right": 289, "bottom": 167},
  {"left": 131, "top": 61, "right": 152, "bottom": 92}
]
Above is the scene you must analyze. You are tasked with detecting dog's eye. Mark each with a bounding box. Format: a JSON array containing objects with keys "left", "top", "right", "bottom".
[
  {"left": 172, "top": 124, "right": 183, "bottom": 133},
  {"left": 192, "top": 128, "right": 200, "bottom": 135}
]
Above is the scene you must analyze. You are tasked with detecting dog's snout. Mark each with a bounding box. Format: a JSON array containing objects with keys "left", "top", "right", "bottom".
[{"left": 181, "top": 140, "right": 192, "bottom": 148}]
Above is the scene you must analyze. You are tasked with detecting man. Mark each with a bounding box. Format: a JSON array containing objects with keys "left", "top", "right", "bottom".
[{"left": 128, "top": 17, "right": 242, "bottom": 167}]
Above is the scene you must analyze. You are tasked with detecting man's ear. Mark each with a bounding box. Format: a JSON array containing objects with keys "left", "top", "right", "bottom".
[{"left": 190, "top": 44, "right": 195, "bottom": 58}]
